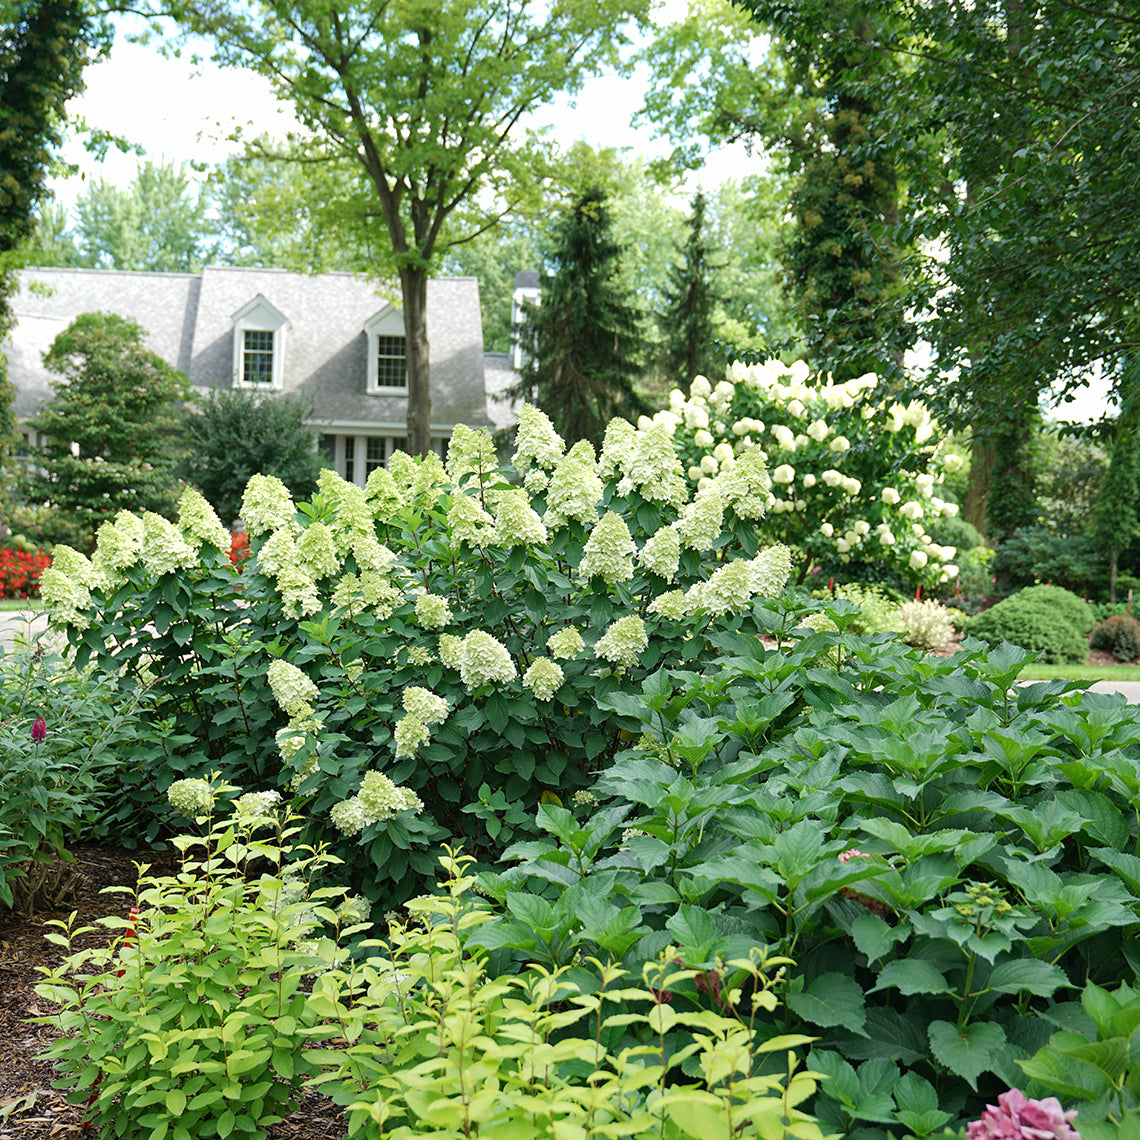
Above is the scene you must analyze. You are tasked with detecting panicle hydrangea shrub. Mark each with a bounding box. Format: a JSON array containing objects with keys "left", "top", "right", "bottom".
[
  {"left": 42, "top": 407, "right": 798, "bottom": 907},
  {"left": 655, "top": 359, "right": 962, "bottom": 590}
]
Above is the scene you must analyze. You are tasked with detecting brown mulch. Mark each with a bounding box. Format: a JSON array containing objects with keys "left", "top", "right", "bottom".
[{"left": 0, "top": 847, "right": 348, "bottom": 1140}]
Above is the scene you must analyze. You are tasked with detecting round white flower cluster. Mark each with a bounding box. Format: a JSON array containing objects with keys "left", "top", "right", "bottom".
[
  {"left": 240, "top": 474, "right": 297, "bottom": 537},
  {"left": 547, "top": 627, "right": 585, "bottom": 659},
  {"left": 178, "top": 487, "right": 231, "bottom": 552},
  {"left": 414, "top": 592, "right": 452, "bottom": 629},
  {"left": 458, "top": 630, "right": 517, "bottom": 690},
  {"left": 523, "top": 657, "right": 565, "bottom": 701},
  {"left": 579, "top": 512, "right": 636, "bottom": 583},
  {"left": 493, "top": 489, "right": 548, "bottom": 548},
  {"left": 330, "top": 771, "right": 424, "bottom": 836},
  {"left": 594, "top": 615, "right": 648, "bottom": 669},
  {"left": 268, "top": 659, "right": 320, "bottom": 719},
  {"left": 167, "top": 778, "right": 216, "bottom": 819},
  {"left": 403, "top": 686, "right": 450, "bottom": 725},
  {"left": 233, "top": 789, "right": 282, "bottom": 827}
]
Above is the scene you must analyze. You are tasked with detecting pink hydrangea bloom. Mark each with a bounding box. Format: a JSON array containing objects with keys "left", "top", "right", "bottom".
[
  {"left": 966, "top": 1089, "right": 1082, "bottom": 1140},
  {"left": 838, "top": 848, "right": 868, "bottom": 864}
]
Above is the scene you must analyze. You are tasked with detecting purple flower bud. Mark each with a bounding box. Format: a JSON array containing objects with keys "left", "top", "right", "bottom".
[{"left": 31, "top": 716, "right": 46, "bottom": 743}]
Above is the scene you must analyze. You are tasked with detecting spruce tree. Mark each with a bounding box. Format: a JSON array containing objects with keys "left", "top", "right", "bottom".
[
  {"left": 659, "top": 192, "right": 722, "bottom": 385},
  {"left": 518, "top": 188, "right": 649, "bottom": 447}
]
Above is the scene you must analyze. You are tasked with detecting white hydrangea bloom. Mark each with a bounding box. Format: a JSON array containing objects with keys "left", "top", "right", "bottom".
[
  {"left": 842, "top": 478, "right": 862, "bottom": 496},
  {"left": 750, "top": 545, "right": 793, "bottom": 596},
  {"left": 820, "top": 522, "right": 834, "bottom": 537},
  {"left": 414, "top": 592, "right": 452, "bottom": 629},
  {"left": 771, "top": 423, "right": 796, "bottom": 450},
  {"left": 638, "top": 524, "right": 681, "bottom": 581},
  {"left": 594, "top": 615, "right": 648, "bottom": 669},
  {"left": 268, "top": 659, "right": 320, "bottom": 719},
  {"left": 352, "top": 533, "right": 397, "bottom": 574},
  {"left": 446, "top": 424, "right": 499, "bottom": 489},
  {"left": 404, "top": 645, "right": 434, "bottom": 666},
  {"left": 547, "top": 627, "right": 585, "bottom": 659},
  {"left": 686, "top": 559, "right": 759, "bottom": 615},
  {"left": 544, "top": 442, "right": 603, "bottom": 529},
  {"left": 459, "top": 630, "right": 517, "bottom": 689},
  {"left": 909, "top": 550, "right": 929, "bottom": 569},
  {"left": 829, "top": 436, "right": 851, "bottom": 453},
  {"left": 882, "top": 487, "right": 901, "bottom": 505},
  {"left": 622, "top": 422, "right": 688, "bottom": 508},
  {"left": 297, "top": 522, "right": 341, "bottom": 580},
  {"left": 676, "top": 489, "right": 724, "bottom": 552},
  {"left": 394, "top": 714, "right": 430, "bottom": 759},
  {"left": 772, "top": 464, "right": 795, "bottom": 484},
  {"left": 138, "top": 512, "right": 196, "bottom": 577},
  {"left": 579, "top": 512, "right": 636, "bottom": 584},
  {"left": 329, "top": 798, "right": 372, "bottom": 836},
  {"left": 599, "top": 417, "right": 638, "bottom": 475},
  {"left": 822, "top": 469, "right": 843, "bottom": 487},
  {"left": 359, "top": 771, "right": 424, "bottom": 819},
  {"left": 167, "top": 778, "right": 216, "bottom": 818},
  {"left": 360, "top": 573, "right": 402, "bottom": 619},
  {"left": 403, "top": 686, "right": 450, "bottom": 725},
  {"left": 255, "top": 528, "right": 298, "bottom": 578},
  {"left": 493, "top": 489, "right": 548, "bottom": 548},
  {"left": 319, "top": 470, "right": 374, "bottom": 535},
  {"left": 690, "top": 376, "right": 713, "bottom": 399},
  {"left": 93, "top": 514, "right": 143, "bottom": 584},
  {"left": 439, "top": 633, "right": 464, "bottom": 670},
  {"left": 942, "top": 453, "right": 965, "bottom": 474},
  {"left": 915, "top": 473, "right": 935, "bottom": 497},
  {"left": 513, "top": 404, "right": 565, "bottom": 469},
  {"left": 694, "top": 428, "right": 715, "bottom": 448},
  {"left": 715, "top": 449, "right": 772, "bottom": 521},
  {"left": 523, "top": 657, "right": 564, "bottom": 701},
  {"left": 807, "top": 419, "right": 830, "bottom": 442},
  {"left": 363, "top": 465, "right": 404, "bottom": 518},
  {"left": 241, "top": 475, "right": 297, "bottom": 536},
  {"left": 178, "top": 487, "right": 231, "bottom": 550},
  {"left": 648, "top": 590, "right": 688, "bottom": 620},
  {"left": 447, "top": 493, "right": 498, "bottom": 548},
  {"left": 785, "top": 398, "right": 806, "bottom": 418},
  {"left": 899, "top": 500, "right": 925, "bottom": 521},
  {"left": 802, "top": 473, "right": 817, "bottom": 488},
  {"left": 941, "top": 501, "right": 960, "bottom": 517}
]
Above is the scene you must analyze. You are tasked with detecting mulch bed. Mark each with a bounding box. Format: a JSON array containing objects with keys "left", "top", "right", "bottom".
[{"left": 0, "top": 847, "right": 347, "bottom": 1140}]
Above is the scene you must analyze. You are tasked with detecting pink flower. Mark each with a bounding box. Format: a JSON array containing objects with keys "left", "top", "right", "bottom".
[
  {"left": 31, "top": 716, "right": 46, "bottom": 742},
  {"left": 966, "top": 1089, "right": 1082, "bottom": 1140},
  {"left": 838, "top": 848, "right": 868, "bottom": 864}
]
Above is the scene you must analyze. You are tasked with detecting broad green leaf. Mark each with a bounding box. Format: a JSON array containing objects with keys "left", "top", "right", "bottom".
[
  {"left": 871, "top": 959, "right": 954, "bottom": 998},
  {"left": 851, "top": 913, "right": 908, "bottom": 964},
  {"left": 986, "top": 958, "right": 1069, "bottom": 998},
  {"left": 787, "top": 972, "right": 867, "bottom": 1036},
  {"left": 928, "top": 1020, "right": 1006, "bottom": 1089}
]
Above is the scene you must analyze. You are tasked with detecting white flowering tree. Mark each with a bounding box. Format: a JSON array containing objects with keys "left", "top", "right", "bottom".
[
  {"left": 40, "top": 404, "right": 793, "bottom": 906},
  {"left": 657, "top": 360, "right": 962, "bottom": 591}
]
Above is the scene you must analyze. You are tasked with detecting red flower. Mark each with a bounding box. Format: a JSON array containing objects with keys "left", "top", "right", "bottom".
[{"left": 31, "top": 716, "right": 46, "bottom": 742}]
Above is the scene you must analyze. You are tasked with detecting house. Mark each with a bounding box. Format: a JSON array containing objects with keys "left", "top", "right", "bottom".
[{"left": 3, "top": 265, "right": 516, "bottom": 485}]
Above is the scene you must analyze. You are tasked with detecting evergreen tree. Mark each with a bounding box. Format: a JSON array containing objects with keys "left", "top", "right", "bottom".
[
  {"left": 178, "top": 388, "right": 322, "bottom": 527},
  {"left": 23, "top": 312, "right": 191, "bottom": 541},
  {"left": 659, "top": 192, "right": 722, "bottom": 385},
  {"left": 518, "top": 188, "right": 650, "bottom": 447}
]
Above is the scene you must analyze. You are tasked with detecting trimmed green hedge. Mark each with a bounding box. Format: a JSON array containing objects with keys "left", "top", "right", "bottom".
[{"left": 967, "top": 584, "right": 1092, "bottom": 664}]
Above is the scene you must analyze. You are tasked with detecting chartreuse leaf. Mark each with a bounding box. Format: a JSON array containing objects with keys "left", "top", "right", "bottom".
[
  {"left": 928, "top": 1020, "right": 1006, "bottom": 1089},
  {"left": 787, "top": 973, "right": 867, "bottom": 1036},
  {"left": 1017, "top": 1041, "right": 1116, "bottom": 1101}
]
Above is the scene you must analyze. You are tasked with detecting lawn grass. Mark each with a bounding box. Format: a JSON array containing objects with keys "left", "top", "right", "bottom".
[
  {"left": 1018, "top": 662, "right": 1140, "bottom": 683},
  {"left": 0, "top": 599, "right": 43, "bottom": 612}
]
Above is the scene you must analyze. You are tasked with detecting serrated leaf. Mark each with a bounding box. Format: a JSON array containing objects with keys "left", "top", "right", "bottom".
[
  {"left": 851, "top": 913, "right": 908, "bottom": 963},
  {"left": 987, "top": 958, "right": 1069, "bottom": 998},
  {"left": 871, "top": 958, "right": 954, "bottom": 997},
  {"left": 928, "top": 1020, "right": 1006, "bottom": 1089},
  {"left": 787, "top": 972, "right": 867, "bottom": 1036}
]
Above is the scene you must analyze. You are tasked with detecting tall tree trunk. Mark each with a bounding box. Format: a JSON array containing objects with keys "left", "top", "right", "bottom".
[{"left": 398, "top": 266, "right": 432, "bottom": 456}]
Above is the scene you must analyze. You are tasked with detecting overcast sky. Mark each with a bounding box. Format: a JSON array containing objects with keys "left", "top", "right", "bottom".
[{"left": 50, "top": 4, "right": 766, "bottom": 209}]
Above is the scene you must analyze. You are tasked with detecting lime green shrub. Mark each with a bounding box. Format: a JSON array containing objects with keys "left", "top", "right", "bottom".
[
  {"left": 36, "top": 784, "right": 366, "bottom": 1140},
  {"left": 966, "top": 584, "right": 1092, "bottom": 664},
  {"left": 825, "top": 582, "right": 903, "bottom": 635},
  {"left": 1090, "top": 613, "right": 1140, "bottom": 662},
  {"left": 310, "top": 850, "right": 830, "bottom": 1140}
]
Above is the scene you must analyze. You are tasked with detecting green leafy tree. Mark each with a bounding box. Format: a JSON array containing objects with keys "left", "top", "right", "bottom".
[
  {"left": 161, "top": 0, "right": 650, "bottom": 456},
  {"left": 659, "top": 192, "right": 722, "bottom": 385},
  {"left": 517, "top": 188, "right": 650, "bottom": 447},
  {"left": 24, "top": 199, "right": 80, "bottom": 266},
  {"left": 23, "top": 312, "right": 191, "bottom": 539},
  {"left": 178, "top": 388, "right": 323, "bottom": 527},
  {"left": 71, "top": 158, "right": 213, "bottom": 272},
  {"left": 1090, "top": 359, "right": 1140, "bottom": 603}
]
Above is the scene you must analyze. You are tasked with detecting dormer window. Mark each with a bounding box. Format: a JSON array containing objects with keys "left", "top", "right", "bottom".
[
  {"left": 365, "top": 306, "right": 407, "bottom": 393},
  {"left": 232, "top": 295, "right": 288, "bottom": 389}
]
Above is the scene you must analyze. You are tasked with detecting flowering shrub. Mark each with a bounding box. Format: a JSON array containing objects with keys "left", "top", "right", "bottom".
[
  {"left": 0, "top": 545, "right": 51, "bottom": 598},
  {"left": 41, "top": 405, "right": 795, "bottom": 905},
  {"left": 896, "top": 597, "right": 958, "bottom": 650},
  {"left": 657, "top": 360, "right": 961, "bottom": 590},
  {"left": 229, "top": 528, "right": 251, "bottom": 569}
]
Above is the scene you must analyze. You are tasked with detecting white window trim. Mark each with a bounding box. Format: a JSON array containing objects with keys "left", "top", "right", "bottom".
[
  {"left": 232, "top": 295, "right": 289, "bottom": 390},
  {"left": 364, "top": 305, "right": 408, "bottom": 394}
]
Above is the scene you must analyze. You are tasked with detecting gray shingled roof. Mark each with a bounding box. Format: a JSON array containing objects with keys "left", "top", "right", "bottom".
[{"left": 4, "top": 266, "right": 495, "bottom": 431}]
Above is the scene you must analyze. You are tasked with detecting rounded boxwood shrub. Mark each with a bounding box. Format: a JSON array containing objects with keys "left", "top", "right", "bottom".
[
  {"left": 966, "top": 584, "right": 1091, "bottom": 664},
  {"left": 1090, "top": 613, "right": 1140, "bottom": 662}
]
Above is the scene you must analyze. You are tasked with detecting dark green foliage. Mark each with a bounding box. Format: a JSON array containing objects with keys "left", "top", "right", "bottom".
[
  {"left": 179, "top": 388, "right": 322, "bottom": 527},
  {"left": 517, "top": 188, "right": 650, "bottom": 446},
  {"left": 993, "top": 527, "right": 1102, "bottom": 597},
  {"left": 928, "top": 512, "right": 982, "bottom": 555},
  {"left": 1090, "top": 614, "right": 1140, "bottom": 663},
  {"left": 22, "top": 312, "right": 191, "bottom": 539},
  {"left": 658, "top": 192, "right": 721, "bottom": 384},
  {"left": 475, "top": 629, "right": 1140, "bottom": 1134},
  {"left": 967, "top": 584, "right": 1092, "bottom": 664}
]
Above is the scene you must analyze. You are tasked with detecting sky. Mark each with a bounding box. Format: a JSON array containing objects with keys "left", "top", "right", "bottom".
[{"left": 49, "top": 4, "right": 767, "bottom": 210}]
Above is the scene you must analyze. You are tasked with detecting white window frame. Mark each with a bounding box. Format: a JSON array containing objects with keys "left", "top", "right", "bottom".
[
  {"left": 364, "top": 306, "right": 408, "bottom": 394},
  {"left": 232, "top": 295, "right": 289, "bottom": 390}
]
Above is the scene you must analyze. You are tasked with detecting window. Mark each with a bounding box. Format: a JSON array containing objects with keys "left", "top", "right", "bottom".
[
  {"left": 366, "top": 437, "right": 386, "bottom": 478},
  {"left": 242, "top": 330, "right": 275, "bottom": 385},
  {"left": 232, "top": 295, "right": 289, "bottom": 389},
  {"left": 365, "top": 306, "right": 408, "bottom": 393},
  {"left": 344, "top": 436, "right": 355, "bottom": 484}
]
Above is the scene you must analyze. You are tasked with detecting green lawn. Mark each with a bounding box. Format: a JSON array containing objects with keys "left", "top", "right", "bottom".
[
  {"left": 1018, "top": 662, "right": 1140, "bottom": 683},
  {"left": 0, "top": 599, "right": 43, "bottom": 612}
]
